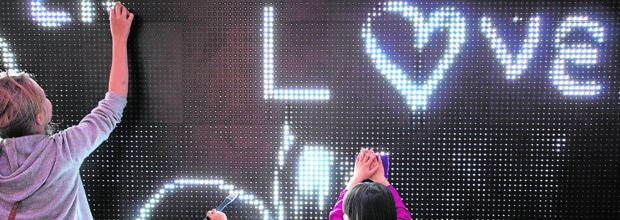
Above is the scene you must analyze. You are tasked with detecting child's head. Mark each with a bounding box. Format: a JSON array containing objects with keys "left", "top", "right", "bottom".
[
  {"left": 343, "top": 182, "right": 397, "bottom": 220},
  {"left": 0, "top": 70, "right": 52, "bottom": 138}
]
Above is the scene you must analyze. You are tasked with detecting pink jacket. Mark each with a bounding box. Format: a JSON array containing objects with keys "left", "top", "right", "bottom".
[{"left": 329, "top": 184, "right": 412, "bottom": 220}]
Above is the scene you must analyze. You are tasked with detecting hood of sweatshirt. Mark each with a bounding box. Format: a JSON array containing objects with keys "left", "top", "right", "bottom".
[{"left": 0, "top": 135, "right": 55, "bottom": 202}]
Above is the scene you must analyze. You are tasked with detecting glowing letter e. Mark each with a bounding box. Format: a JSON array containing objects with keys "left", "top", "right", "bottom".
[
  {"left": 263, "top": 7, "right": 330, "bottom": 101},
  {"left": 551, "top": 16, "right": 604, "bottom": 96}
]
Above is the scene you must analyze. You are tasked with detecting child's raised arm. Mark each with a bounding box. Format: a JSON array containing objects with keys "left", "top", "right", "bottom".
[{"left": 108, "top": 2, "right": 134, "bottom": 98}]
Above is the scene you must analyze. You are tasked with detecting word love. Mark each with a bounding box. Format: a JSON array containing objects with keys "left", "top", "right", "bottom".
[{"left": 264, "top": 1, "right": 606, "bottom": 112}]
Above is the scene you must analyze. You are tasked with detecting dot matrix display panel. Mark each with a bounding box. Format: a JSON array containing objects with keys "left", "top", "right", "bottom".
[{"left": 1, "top": 0, "right": 618, "bottom": 219}]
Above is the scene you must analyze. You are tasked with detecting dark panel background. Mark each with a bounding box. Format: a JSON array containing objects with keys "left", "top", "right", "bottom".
[{"left": 0, "top": 0, "right": 618, "bottom": 219}]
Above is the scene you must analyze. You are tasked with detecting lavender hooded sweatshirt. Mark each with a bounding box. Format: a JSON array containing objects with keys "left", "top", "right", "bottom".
[{"left": 0, "top": 92, "right": 126, "bottom": 219}]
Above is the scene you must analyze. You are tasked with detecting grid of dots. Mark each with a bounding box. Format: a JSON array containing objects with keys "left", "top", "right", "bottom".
[{"left": 1, "top": 1, "right": 618, "bottom": 219}]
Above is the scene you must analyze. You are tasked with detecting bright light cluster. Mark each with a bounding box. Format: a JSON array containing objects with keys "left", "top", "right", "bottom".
[
  {"left": 135, "top": 122, "right": 334, "bottom": 220},
  {"left": 481, "top": 16, "right": 540, "bottom": 80},
  {"left": 262, "top": 6, "right": 330, "bottom": 101},
  {"left": 135, "top": 178, "right": 271, "bottom": 220},
  {"left": 31, "top": 0, "right": 72, "bottom": 27},
  {"left": 555, "top": 138, "right": 566, "bottom": 153},
  {"left": 0, "top": 38, "right": 18, "bottom": 70},
  {"left": 362, "top": 1, "right": 466, "bottom": 112},
  {"left": 293, "top": 146, "right": 333, "bottom": 218},
  {"left": 274, "top": 121, "right": 294, "bottom": 220},
  {"left": 551, "top": 16, "right": 604, "bottom": 96},
  {"left": 275, "top": 121, "right": 334, "bottom": 219},
  {"left": 31, "top": 0, "right": 109, "bottom": 26},
  {"left": 277, "top": 121, "right": 294, "bottom": 166},
  {"left": 80, "top": 0, "right": 95, "bottom": 22}
]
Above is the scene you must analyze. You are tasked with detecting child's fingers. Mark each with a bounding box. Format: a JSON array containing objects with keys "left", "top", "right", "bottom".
[
  {"left": 114, "top": 4, "right": 120, "bottom": 16},
  {"left": 110, "top": 3, "right": 133, "bottom": 22},
  {"left": 356, "top": 149, "right": 366, "bottom": 163},
  {"left": 368, "top": 161, "right": 380, "bottom": 173},
  {"left": 109, "top": 2, "right": 118, "bottom": 16},
  {"left": 362, "top": 154, "right": 375, "bottom": 167},
  {"left": 115, "top": 3, "right": 129, "bottom": 17},
  {"left": 361, "top": 148, "right": 368, "bottom": 161}
]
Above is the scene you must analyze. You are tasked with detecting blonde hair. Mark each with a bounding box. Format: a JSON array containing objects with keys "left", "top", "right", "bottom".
[{"left": 0, "top": 70, "right": 46, "bottom": 138}]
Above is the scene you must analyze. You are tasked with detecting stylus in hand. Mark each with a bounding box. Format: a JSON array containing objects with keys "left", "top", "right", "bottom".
[
  {"left": 216, "top": 192, "right": 238, "bottom": 212},
  {"left": 204, "top": 192, "right": 238, "bottom": 220}
]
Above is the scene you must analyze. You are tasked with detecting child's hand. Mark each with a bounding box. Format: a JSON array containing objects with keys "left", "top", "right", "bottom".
[
  {"left": 347, "top": 148, "right": 379, "bottom": 189},
  {"left": 206, "top": 209, "right": 227, "bottom": 220},
  {"left": 109, "top": 2, "right": 134, "bottom": 42},
  {"left": 369, "top": 151, "right": 390, "bottom": 186}
]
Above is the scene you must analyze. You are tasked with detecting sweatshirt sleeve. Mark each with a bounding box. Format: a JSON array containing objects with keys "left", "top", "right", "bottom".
[
  {"left": 53, "top": 92, "right": 127, "bottom": 165},
  {"left": 388, "top": 185, "right": 413, "bottom": 220},
  {"left": 328, "top": 188, "right": 347, "bottom": 220}
]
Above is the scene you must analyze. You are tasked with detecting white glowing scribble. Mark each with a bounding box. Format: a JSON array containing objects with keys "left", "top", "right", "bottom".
[
  {"left": 102, "top": 1, "right": 117, "bottom": 11},
  {"left": 555, "top": 138, "right": 566, "bottom": 153},
  {"left": 293, "top": 146, "right": 333, "bottom": 218},
  {"left": 135, "top": 121, "right": 333, "bottom": 220},
  {"left": 134, "top": 178, "right": 271, "bottom": 220},
  {"left": 276, "top": 121, "right": 334, "bottom": 219},
  {"left": 551, "top": 16, "right": 604, "bottom": 96},
  {"left": 0, "top": 37, "right": 18, "bottom": 70},
  {"left": 481, "top": 16, "right": 540, "bottom": 80},
  {"left": 80, "top": 0, "right": 95, "bottom": 23},
  {"left": 273, "top": 121, "right": 294, "bottom": 220},
  {"left": 262, "top": 7, "right": 330, "bottom": 100},
  {"left": 31, "top": 0, "right": 72, "bottom": 27},
  {"left": 362, "top": 1, "right": 466, "bottom": 112},
  {"left": 31, "top": 0, "right": 115, "bottom": 26}
]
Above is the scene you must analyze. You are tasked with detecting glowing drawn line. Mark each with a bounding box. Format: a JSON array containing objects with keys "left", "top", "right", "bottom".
[
  {"left": 135, "top": 121, "right": 333, "bottom": 220},
  {"left": 263, "top": 6, "right": 330, "bottom": 100},
  {"left": 80, "top": 0, "right": 95, "bottom": 23},
  {"left": 31, "top": 0, "right": 72, "bottom": 27},
  {"left": 274, "top": 121, "right": 293, "bottom": 220},
  {"left": 555, "top": 138, "right": 566, "bottom": 153},
  {"left": 293, "top": 146, "right": 333, "bottom": 218},
  {"left": 275, "top": 121, "right": 334, "bottom": 219},
  {"left": 135, "top": 178, "right": 271, "bottom": 220},
  {"left": 0, "top": 37, "right": 18, "bottom": 70},
  {"left": 31, "top": 1, "right": 116, "bottom": 26}
]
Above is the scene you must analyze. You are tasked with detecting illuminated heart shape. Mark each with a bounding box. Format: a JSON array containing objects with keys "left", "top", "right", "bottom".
[{"left": 363, "top": 2, "right": 465, "bottom": 111}]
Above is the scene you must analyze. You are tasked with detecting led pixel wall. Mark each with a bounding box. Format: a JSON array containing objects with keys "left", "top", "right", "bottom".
[{"left": 1, "top": 0, "right": 618, "bottom": 219}]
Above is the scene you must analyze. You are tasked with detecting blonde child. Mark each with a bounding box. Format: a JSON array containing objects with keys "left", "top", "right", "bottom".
[{"left": 0, "top": 2, "right": 133, "bottom": 219}]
